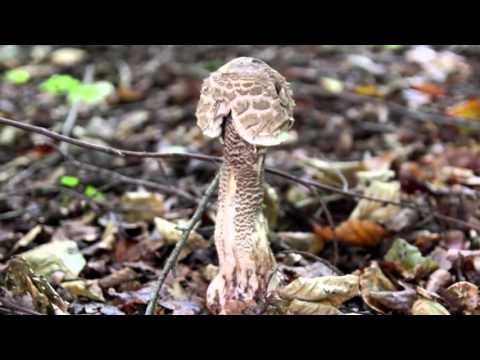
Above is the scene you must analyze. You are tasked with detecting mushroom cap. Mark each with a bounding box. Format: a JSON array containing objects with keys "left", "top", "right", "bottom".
[{"left": 196, "top": 57, "right": 295, "bottom": 147}]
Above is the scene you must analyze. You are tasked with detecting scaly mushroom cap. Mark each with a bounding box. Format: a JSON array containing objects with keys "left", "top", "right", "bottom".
[{"left": 196, "top": 57, "right": 296, "bottom": 147}]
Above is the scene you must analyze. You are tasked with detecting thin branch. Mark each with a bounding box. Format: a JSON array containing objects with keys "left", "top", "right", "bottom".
[
  {"left": 56, "top": 147, "right": 197, "bottom": 203},
  {"left": 145, "top": 172, "right": 221, "bottom": 315},
  {"left": 0, "top": 116, "right": 220, "bottom": 163},
  {"left": 1, "top": 115, "right": 479, "bottom": 232}
]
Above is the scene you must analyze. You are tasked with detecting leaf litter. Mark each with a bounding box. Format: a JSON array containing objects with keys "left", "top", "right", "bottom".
[{"left": 1, "top": 45, "right": 480, "bottom": 315}]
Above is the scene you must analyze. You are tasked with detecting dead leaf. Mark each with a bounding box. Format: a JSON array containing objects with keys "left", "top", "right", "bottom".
[
  {"left": 5, "top": 257, "right": 69, "bottom": 314},
  {"left": 61, "top": 280, "right": 105, "bottom": 302},
  {"left": 350, "top": 181, "right": 401, "bottom": 221},
  {"left": 443, "top": 282, "right": 479, "bottom": 313},
  {"left": 19, "top": 241, "right": 87, "bottom": 282},
  {"left": 50, "top": 48, "right": 87, "bottom": 67},
  {"left": 411, "top": 82, "right": 446, "bottom": 97},
  {"left": 353, "top": 84, "right": 384, "bottom": 97},
  {"left": 314, "top": 220, "right": 387, "bottom": 247},
  {"left": 446, "top": 98, "right": 480, "bottom": 120},
  {"left": 286, "top": 299, "right": 342, "bottom": 315},
  {"left": 274, "top": 232, "right": 325, "bottom": 254},
  {"left": 277, "top": 275, "right": 359, "bottom": 305},
  {"left": 368, "top": 289, "right": 417, "bottom": 314},
  {"left": 154, "top": 217, "right": 206, "bottom": 260},
  {"left": 121, "top": 191, "right": 165, "bottom": 222},
  {"left": 13, "top": 225, "right": 42, "bottom": 252},
  {"left": 116, "top": 85, "right": 145, "bottom": 103},
  {"left": 98, "top": 217, "right": 118, "bottom": 251},
  {"left": 411, "top": 299, "right": 450, "bottom": 315},
  {"left": 359, "top": 262, "right": 397, "bottom": 314}
]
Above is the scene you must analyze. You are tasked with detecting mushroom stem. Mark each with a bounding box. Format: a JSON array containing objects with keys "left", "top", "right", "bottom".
[{"left": 207, "top": 118, "right": 277, "bottom": 315}]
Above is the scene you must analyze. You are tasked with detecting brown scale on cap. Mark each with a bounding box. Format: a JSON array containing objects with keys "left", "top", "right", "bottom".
[
  {"left": 196, "top": 57, "right": 296, "bottom": 314},
  {"left": 196, "top": 57, "right": 295, "bottom": 147}
]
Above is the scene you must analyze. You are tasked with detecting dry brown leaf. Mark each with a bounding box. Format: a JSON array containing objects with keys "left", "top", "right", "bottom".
[
  {"left": 121, "top": 191, "right": 165, "bottom": 222},
  {"left": 350, "top": 181, "right": 401, "bottom": 221},
  {"left": 61, "top": 280, "right": 105, "bottom": 302},
  {"left": 446, "top": 98, "right": 480, "bottom": 120},
  {"left": 444, "top": 282, "right": 479, "bottom": 313},
  {"left": 411, "top": 82, "right": 446, "bottom": 97},
  {"left": 359, "top": 262, "right": 397, "bottom": 314},
  {"left": 116, "top": 85, "right": 145, "bottom": 103},
  {"left": 275, "top": 232, "right": 325, "bottom": 254},
  {"left": 368, "top": 289, "right": 417, "bottom": 314},
  {"left": 411, "top": 299, "right": 450, "bottom": 315},
  {"left": 314, "top": 220, "right": 387, "bottom": 247},
  {"left": 98, "top": 217, "right": 118, "bottom": 251},
  {"left": 277, "top": 275, "right": 359, "bottom": 305},
  {"left": 154, "top": 217, "right": 207, "bottom": 260},
  {"left": 285, "top": 299, "right": 342, "bottom": 315}
]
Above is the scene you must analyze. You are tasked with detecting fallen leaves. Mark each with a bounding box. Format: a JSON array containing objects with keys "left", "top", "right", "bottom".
[
  {"left": 277, "top": 275, "right": 360, "bottom": 315},
  {"left": 314, "top": 220, "right": 386, "bottom": 248},
  {"left": 18, "top": 240, "right": 87, "bottom": 282},
  {"left": 446, "top": 98, "right": 480, "bottom": 120},
  {"left": 121, "top": 191, "right": 165, "bottom": 222},
  {"left": 5, "top": 257, "right": 69, "bottom": 314},
  {"left": 411, "top": 299, "right": 450, "bottom": 315},
  {"left": 384, "top": 239, "right": 438, "bottom": 279},
  {"left": 61, "top": 280, "right": 105, "bottom": 302},
  {"left": 443, "top": 282, "right": 479, "bottom": 314},
  {"left": 359, "top": 262, "right": 397, "bottom": 314},
  {"left": 314, "top": 181, "right": 405, "bottom": 247}
]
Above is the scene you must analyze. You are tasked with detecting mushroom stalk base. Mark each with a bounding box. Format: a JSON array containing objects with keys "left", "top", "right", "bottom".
[{"left": 207, "top": 119, "right": 277, "bottom": 315}]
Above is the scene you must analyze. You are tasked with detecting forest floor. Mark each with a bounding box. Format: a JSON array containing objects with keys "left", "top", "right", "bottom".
[{"left": 1, "top": 45, "right": 480, "bottom": 315}]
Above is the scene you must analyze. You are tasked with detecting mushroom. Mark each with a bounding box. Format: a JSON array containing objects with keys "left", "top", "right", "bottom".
[{"left": 196, "top": 57, "right": 296, "bottom": 314}]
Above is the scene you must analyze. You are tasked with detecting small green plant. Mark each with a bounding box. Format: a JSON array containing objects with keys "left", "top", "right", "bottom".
[
  {"left": 5, "top": 68, "right": 31, "bottom": 84},
  {"left": 40, "top": 74, "right": 114, "bottom": 105},
  {"left": 67, "top": 81, "right": 114, "bottom": 105},
  {"left": 40, "top": 74, "right": 81, "bottom": 95},
  {"left": 60, "top": 176, "right": 80, "bottom": 188},
  {"left": 60, "top": 176, "right": 105, "bottom": 201},
  {"left": 84, "top": 185, "right": 105, "bottom": 201}
]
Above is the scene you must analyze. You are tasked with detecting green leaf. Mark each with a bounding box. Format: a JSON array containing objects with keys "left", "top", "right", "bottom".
[
  {"left": 384, "top": 45, "right": 403, "bottom": 50},
  {"left": 84, "top": 185, "right": 105, "bottom": 201},
  {"left": 385, "top": 239, "right": 438, "bottom": 279},
  {"left": 40, "top": 74, "right": 81, "bottom": 95},
  {"left": 60, "top": 176, "right": 80, "bottom": 188},
  {"left": 5, "top": 68, "right": 31, "bottom": 84},
  {"left": 84, "top": 185, "right": 98, "bottom": 198},
  {"left": 67, "top": 81, "right": 114, "bottom": 105}
]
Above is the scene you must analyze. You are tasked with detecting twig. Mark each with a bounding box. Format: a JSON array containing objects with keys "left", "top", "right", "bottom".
[
  {"left": 1, "top": 115, "right": 479, "bottom": 232},
  {"left": 0, "top": 116, "right": 219, "bottom": 163},
  {"left": 280, "top": 250, "right": 344, "bottom": 276},
  {"left": 317, "top": 194, "right": 339, "bottom": 266},
  {"left": 0, "top": 299, "right": 44, "bottom": 316},
  {"left": 145, "top": 172, "right": 221, "bottom": 315},
  {"left": 56, "top": 147, "right": 197, "bottom": 203}
]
